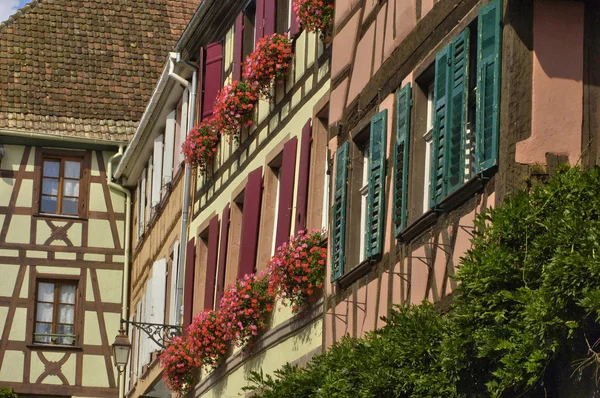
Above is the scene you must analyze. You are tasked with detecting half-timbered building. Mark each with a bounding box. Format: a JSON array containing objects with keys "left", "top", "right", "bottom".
[
  {"left": 0, "top": 1, "right": 199, "bottom": 396},
  {"left": 325, "top": 0, "right": 597, "bottom": 351}
]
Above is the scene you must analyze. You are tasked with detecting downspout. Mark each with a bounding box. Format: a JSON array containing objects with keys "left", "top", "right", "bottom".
[
  {"left": 171, "top": 67, "right": 197, "bottom": 326},
  {"left": 107, "top": 146, "right": 132, "bottom": 398}
]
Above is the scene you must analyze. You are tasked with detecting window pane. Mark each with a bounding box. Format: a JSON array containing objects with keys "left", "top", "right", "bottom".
[
  {"left": 42, "top": 178, "right": 59, "bottom": 195},
  {"left": 62, "top": 198, "right": 78, "bottom": 215},
  {"left": 64, "top": 161, "right": 81, "bottom": 179},
  {"left": 57, "top": 324, "right": 74, "bottom": 345},
  {"left": 41, "top": 195, "right": 57, "bottom": 213},
  {"left": 36, "top": 303, "right": 54, "bottom": 322},
  {"left": 63, "top": 179, "right": 80, "bottom": 197},
  {"left": 38, "top": 282, "right": 55, "bottom": 302},
  {"left": 43, "top": 160, "right": 60, "bottom": 178},
  {"left": 35, "top": 323, "right": 52, "bottom": 343},
  {"left": 58, "top": 304, "right": 74, "bottom": 324},
  {"left": 59, "top": 284, "right": 76, "bottom": 304}
]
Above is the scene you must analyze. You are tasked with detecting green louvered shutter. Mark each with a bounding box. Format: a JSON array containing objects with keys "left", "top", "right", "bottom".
[
  {"left": 445, "top": 29, "right": 470, "bottom": 195},
  {"left": 430, "top": 45, "right": 450, "bottom": 209},
  {"left": 331, "top": 141, "right": 349, "bottom": 282},
  {"left": 366, "top": 110, "right": 388, "bottom": 259},
  {"left": 476, "top": 0, "right": 502, "bottom": 173},
  {"left": 394, "top": 84, "right": 411, "bottom": 236}
]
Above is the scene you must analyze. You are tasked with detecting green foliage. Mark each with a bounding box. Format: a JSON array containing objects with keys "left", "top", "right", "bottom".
[
  {"left": 0, "top": 388, "right": 18, "bottom": 398},
  {"left": 244, "top": 166, "right": 600, "bottom": 397}
]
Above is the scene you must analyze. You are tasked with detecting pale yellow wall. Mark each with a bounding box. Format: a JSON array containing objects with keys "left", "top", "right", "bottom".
[
  {"left": 0, "top": 351, "right": 24, "bottom": 382},
  {"left": 96, "top": 269, "right": 123, "bottom": 303},
  {"left": 0, "top": 145, "right": 24, "bottom": 172},
  {"left": 84, "top": 311, "right": 102, "bottom": 346},
  {"left": 0, "top": 264, "right": 19, "bottom": 295},
  {"left": 82, "top": 355, "right": 111, "bottom": 387},
  {"left": 201, "top": 319, "right": 322, "bottom": 398}
]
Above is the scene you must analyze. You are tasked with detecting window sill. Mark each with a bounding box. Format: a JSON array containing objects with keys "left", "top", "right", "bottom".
[
  {"left": 34, "top": 213, "right": 86, "bottom": 221},
  {"left": 27, "top": 344, "right": 83, "bottom": 352},
  {"left": 398, "top": 174, "right": 488, "bottom": 243},
  {"left": 337, "top": 257, "right": 376, "bottom": 289}
]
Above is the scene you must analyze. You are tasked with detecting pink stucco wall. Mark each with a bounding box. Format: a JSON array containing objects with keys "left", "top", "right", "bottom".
[
  {"left": 347, "top": 23, "right": 375, "bottom": 105},
  {"left": 331, "top": 11, "right": 361, "bottom": 79},
  {"left": 516, "top": 0, "right": 584, "bottom": 165},
  {"left": 421, "top": 0, "right": 434, "bottom": 19}
]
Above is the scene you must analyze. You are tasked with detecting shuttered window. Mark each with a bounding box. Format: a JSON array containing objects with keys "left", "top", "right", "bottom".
[
  {"left": 430, "top": 46, "right": 449, "bottom": 208},
  {"left": 264, "top": 0, "right": 276, "bottom": 37},
  {"left": 183, "top": 238, "right": 195, "bottom": 328},
  {"left": 216, "top": 205, "right": 230, "bottom": 307},
  {"left": 238, "top": 167, "right": 263, "bottom": 278},
  {"left": 394, "top": 84, "right": 411, "bottom": 236},
  {"left": 204, "top": 215, "right": 220, "bottom": 310},
  {"left": 331, "top": 142, "right": 349, "bottom": 282},
  {"left": 275, "top": 137, "right": 298, "bottom": 248},
  {"left": 295, "top": 118, "right": 312, "bottom": 233},
  {"left": 234, "top": 14, "right": 244, "bottom": 81},
  {"left": 476, "top": 0, "right": 502, "bottom": 173},
  {"left": 201, "top": 41, "right": 224, "bottom": 121},
  {"left": 446, "top": 29, "right": 470, "bottom": 195},
  {"left": 365, "top": 110, "right": 388, "bottom": 259}
]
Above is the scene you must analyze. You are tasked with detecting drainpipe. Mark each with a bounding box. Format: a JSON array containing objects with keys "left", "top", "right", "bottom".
[
  {"left": 107, "top": 146, "right": 132, "bottom": 398},
  {"left": 171, "top": 67, "right": 197, "bottom": 326}
]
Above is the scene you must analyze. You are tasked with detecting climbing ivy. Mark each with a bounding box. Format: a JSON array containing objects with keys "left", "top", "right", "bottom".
[{"left": 243, "top": 166, "right": 600, "bottom": 397}]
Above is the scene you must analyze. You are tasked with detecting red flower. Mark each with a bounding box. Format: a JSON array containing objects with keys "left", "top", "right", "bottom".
[
  {"left": 243, "top": 34, "right": 294, "bottom": 99},
  {"left": 181, "top": 119, "right": 220, "bottom": 173},
  {"left": 292, "top": 0, "right": 334, "bottom": 33},
  {"left": 213, "top": 80, "right": 258, "bottom": 139}
]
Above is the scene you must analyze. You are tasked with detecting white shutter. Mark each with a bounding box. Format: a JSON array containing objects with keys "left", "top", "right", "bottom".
[
  {"left": 132, "top": 302, "right": 141, "bottom": 382},
  {"left": 152, "top": 135, "right": 164, "bottom": 207},
  {"left": 152, "top": 258, "right": 167, "bottom": 326},
  {"left": 140, "top": 168, "right": 146, "bottom": 236},
  {"left": 169, "top": 240, "right": 180, "bottom": 325},
  {"left": 163, "top": 111, "right": 176, "bottom": 186},
  {"left": 140, "top": 279, "right": 153, "bottom": 370},
  {"left": 125, "top": 314, "right": 133, "bottom": 392},
  {"left": 135, "top": 181, "right": 141, "bottom": 241},
  {"left": 178, "top": 89, "right": 189, "bottom": 164},
  {"left": 146, "top": 157, "right": 152, "bottom": 223}
]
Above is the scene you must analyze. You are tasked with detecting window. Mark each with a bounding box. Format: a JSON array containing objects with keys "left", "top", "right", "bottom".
[
  {"left": 34, "top": 280, "right": 77, "bottom": 345},
  {"left": 271, "top": 168, "right": 282, "bottom": 255},
  {"left": 40, "top": 157, "right": 82, "bottom": 216},
  {"left": 331, "top": 110, "right": 388, "bottom": 281},
  {"left": 321, "top": 145, "right": 331, "bottom": 231},
  {"left": 423, "top": 85, "right": 434, "bottom": 213},
  {"left": 276, "top": 0, "right": 292, "bottom": 35},
  {"left": 243, "top": 1, "right": 257, "bottom": 60}
]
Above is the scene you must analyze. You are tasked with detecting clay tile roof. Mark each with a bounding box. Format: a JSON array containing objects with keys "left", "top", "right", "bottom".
[{"left": 0, "top": 0, "right": 200, "bottom": 142}]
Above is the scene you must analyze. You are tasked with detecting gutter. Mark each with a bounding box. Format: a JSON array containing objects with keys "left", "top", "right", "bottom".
[
  {"left": 172, "top": 69, "right": 197, "bottom": 327},
  {"left": 106, "top": 146, "right": 132, "bottom": 398},
  {"left": 0, "top": 128, "right": 125, "bottom": 146}
]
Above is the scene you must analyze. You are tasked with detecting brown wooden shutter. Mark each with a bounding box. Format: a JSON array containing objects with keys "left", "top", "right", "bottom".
[
  {"left": 215, "top": 204, "right": 230, "bottom": 307},
  {"left": 203, "top": 215, "right": 220, "bottom": 310},
  {"left": 238, "top": 167, "right": 263, "bottom": 278},
  {"left": 233, "top": 14, "right": 244, "bottom": 81},
  {"left": 295, "top": 118, "right": 312, "bottom": 233},
  {"left": 201, "top": 41, "right": 224, "bottom": 120},
  {"left": 255, "top": 0, "right": 265, "bottom": 39},
  {"left": 275, "top": 137, "right": 298, "bottom": 248},
  {"left": 264, "top": 0, "right": 276, "bottom": 37},
  {"left": 183, "top": 238, "right": 196, "bottom": 328},
  {"left": 196, "top": 47, "right": 205, "bottom": 124}
]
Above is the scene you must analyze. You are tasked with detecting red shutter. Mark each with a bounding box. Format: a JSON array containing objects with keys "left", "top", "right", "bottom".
[
  {"left": 196, "top": 47, "right": 205, "bottom": 124},
  {"left": 275, "top": 137, "right": 298, "bottom": 248},
  {"left": 203, "top": 215, "right": 220, "bottom": 310},
  {"left": 183, "top": 238, "right": 196, "bottom": 328},
  {"left": 264, "top": 0, "right": 276, "bottom": 37},
  {"left": 201, "top": 41, "right": 224, "bottom": 120},
  {"left": 233, "top": 14, "right": 244, "bottom": 81},
  {"left": 215, "top": 204, "right": 230, "bottom": 307},
  {"left": 295, "top": 118, "right": 312, "bottom": 233},
  {"left": 238, "top": 167, "right": 263, "bottom": 278},
  {"left": 290, "top": 1, "right": 300, "bottom": 37},
  {"left": 255, "top": 0, "right": 265, "bottom": 40}
]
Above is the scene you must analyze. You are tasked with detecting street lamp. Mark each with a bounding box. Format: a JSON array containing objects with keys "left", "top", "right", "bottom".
[{"left": 112, "top": 329, "right": 132, "bottom": 373}]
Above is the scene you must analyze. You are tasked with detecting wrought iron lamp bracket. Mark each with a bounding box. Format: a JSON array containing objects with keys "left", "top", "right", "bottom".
[{"left": 120, "top": 319, "right": 182, "bottom": 349}]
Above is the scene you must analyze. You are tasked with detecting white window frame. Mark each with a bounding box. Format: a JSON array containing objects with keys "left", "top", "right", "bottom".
[
  {"left": 423, "top": 86, "right": 434, "bottom": 213},
  {"left": 321, "top": 146, "right": 331, "bottom": 231},
  {"left": 359, "top": 146, "right": 370, "bottom": 263}
]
